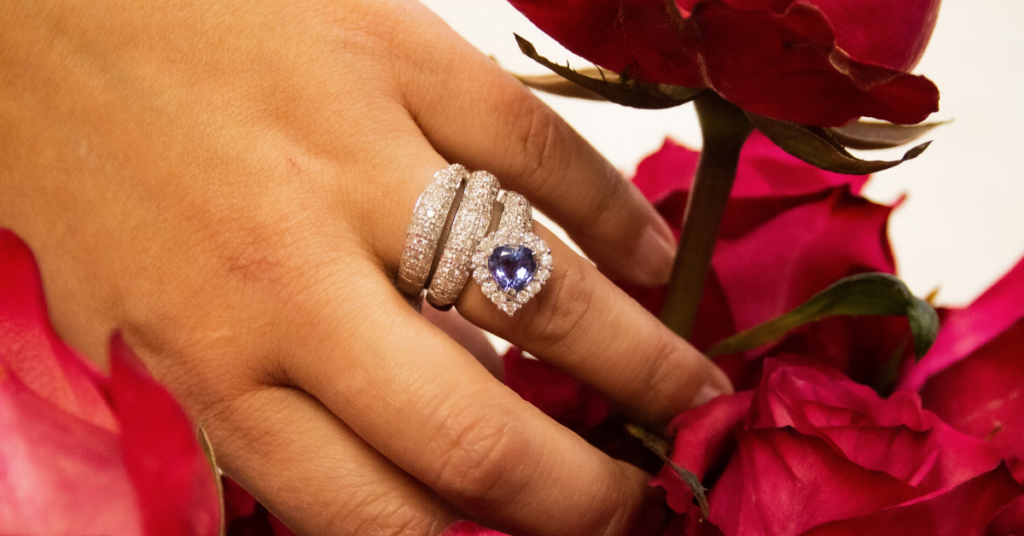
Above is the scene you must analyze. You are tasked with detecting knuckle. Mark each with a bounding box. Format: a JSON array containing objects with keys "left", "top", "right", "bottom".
[
  {"left": 426, "top": 400, "right": 537, "bottom": 509},
  {"left": 628, "top": 334, "right": 700, "bottom": 419},
  {"left": 509, "top": 100, "right": 565, "bottom": 193},
  {"left": 517, "top": 261, "right": 595, "bottom": 355}
]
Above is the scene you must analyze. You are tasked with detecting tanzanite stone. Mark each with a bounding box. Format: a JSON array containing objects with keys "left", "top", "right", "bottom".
[{"left": 488, "top": 246, "right": 536, "bottom": 291}]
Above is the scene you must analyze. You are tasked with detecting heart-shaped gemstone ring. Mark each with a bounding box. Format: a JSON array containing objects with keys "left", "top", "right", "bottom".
[{"left": 472, "top": 192, "right": 551, "bottom": 316}]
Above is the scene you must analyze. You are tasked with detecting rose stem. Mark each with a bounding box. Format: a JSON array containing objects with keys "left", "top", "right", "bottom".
[{"left": 660, "top": 92, "right": 752, "bottom": 340}]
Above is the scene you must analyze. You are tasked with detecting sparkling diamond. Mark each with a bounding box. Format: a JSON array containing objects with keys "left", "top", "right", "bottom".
[{"left": 487, "top": 246, "right": 536, "bottom": 292}]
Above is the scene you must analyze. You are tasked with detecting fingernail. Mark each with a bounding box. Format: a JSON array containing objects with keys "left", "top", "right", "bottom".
[
  {"left": 690, "top": 383, "right": 725, "bottom": 408},
  {"left": 634, "top": 221, "right": 676, "bottom": 286}
]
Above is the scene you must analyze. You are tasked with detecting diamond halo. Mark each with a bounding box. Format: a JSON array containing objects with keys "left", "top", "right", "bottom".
[{"left": 472, "top": 227, "right": 552, "bottom": 316}]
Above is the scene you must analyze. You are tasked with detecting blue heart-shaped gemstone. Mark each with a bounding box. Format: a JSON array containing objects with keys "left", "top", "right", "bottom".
[{"left": 488, "top": 246, "right": 537, "bottom": 292}]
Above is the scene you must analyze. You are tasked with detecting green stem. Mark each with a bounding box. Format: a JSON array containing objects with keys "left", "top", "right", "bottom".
[{"left": 660, "top": 92, "right": 753, "bottom": 340}]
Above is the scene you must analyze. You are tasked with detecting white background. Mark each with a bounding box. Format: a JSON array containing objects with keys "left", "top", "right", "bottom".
[{"left": 420, "top": 0, "right": 1024, "bottom": 306}]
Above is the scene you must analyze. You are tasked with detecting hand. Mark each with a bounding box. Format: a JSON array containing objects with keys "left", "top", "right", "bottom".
[{"left": 0, "top": 1, "right": 732, "bottom": 534}]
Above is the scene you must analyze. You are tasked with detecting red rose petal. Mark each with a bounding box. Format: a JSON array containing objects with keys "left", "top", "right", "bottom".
[
  {"left": 507, "top": 0, "right": 704, "bottom": 88},
  {"left": 652, "top": 390, "right": 755, "bottom": 513},
  {"left": 708, "top": 427, "right": 920, "bottom": 536},
  {"left": 800, "top": 463, "right": 1024, "bottom": 536},
  {"left": 0, "top": 229, "right": 116, "bottom": 431},
  {"left": 105, "top": 334, "right": 220, "bottom": 536},
  {"left": 712, "top": 188, "right": 895, "bottom": 336},
  {"left": 901, "top": 256, "right": 1024, "bottom": 392}
]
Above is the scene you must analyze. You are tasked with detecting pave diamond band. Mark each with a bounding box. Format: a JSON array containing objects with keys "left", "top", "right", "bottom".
[
  {"left": 398, "top": 164, "right": 467, "bottom": 296},
  {"left": 426, "top": 171, "right": 501, "bottom": 307},
  {"left": 472, "top": 191, "right": 552, "bottom": 316}
]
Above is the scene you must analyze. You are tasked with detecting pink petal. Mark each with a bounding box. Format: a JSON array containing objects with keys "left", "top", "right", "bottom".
[
  {"left": 0, "top": 371, "right": 142, "bottom": 535},
  {"left": 441, "top": 520, "right": 512, "bottom": 536},
  {"left": 105, "top": 334, "right": 220, "bottom": 536},
  {"left": 0, "top": 229, "right": 115, "bottom": 430}
]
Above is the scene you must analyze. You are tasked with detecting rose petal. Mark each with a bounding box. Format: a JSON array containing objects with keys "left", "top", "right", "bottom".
[
  {"left": 105, "top": 334, "right": 220, "bottom": 536},
  {"left": 695, "top": 1, "right": 939, "bottom": 126},
  {"left": 713, "top": 188, "right": 895, "bottom": 336},
  {"left": 708, "top": 427, "right": 920, "bottom": 536},
  {"left": 507, "top": 0, "right": 704, "bottom": 88},
  {"left": 0, "top": 229, "right": 115, "bottom": 430},
  {"left": 652, "top": 390, "right": 755, "bottom": 513},
  {"left": 800, "top": 463, "right": 1024, "bottom": 536},
  {"left": 0, "top": 372, "right": 142, "bottom": 535},
  {"left": 920, "top": 320, "right": 1024, "bottom": 465},
  {"left": 901, "top": 256, "right": 1024, "bottom": 392}
]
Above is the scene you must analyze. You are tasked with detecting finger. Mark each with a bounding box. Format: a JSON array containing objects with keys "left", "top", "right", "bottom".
[
  {"left": 193, "top": 385, "right": 461, "bottom": 536},
  {"left": 458, "top": 223, "right": 733, "bottom": 427},
  {"left": 421, "top": 305, "right": 502, "bottom": 380},
  {"left": 356, "top": 132, "right": 730, "bottom": 429},
  {"left": 279, "top": 270, "right": 666, "bottom": 536},
  {"left": 393, "top": 6, "right": 676, "bottom": 286}
]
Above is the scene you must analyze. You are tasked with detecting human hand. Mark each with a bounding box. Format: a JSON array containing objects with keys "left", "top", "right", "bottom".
[{"left": 0, "top": 1, "right": 732, "bottom": 534}]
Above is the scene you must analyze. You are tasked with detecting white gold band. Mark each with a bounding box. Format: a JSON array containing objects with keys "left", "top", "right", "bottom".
[
  {"left": 398, "top": 164, "right": 467, "bottom": 296},
  {"left": 426, "top": 171, "right": 501, "bottom": 307}
]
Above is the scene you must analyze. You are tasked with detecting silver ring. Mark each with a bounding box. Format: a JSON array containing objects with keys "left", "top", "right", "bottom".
[
  {"left": 398, "top": 164, "right": 467, "bottom": 296},
  {"left": 472, "top": 191, "right": 552, "bottom": 316},
  {"left": 426, "top": 170, "right": 501, "bottom": 307}
]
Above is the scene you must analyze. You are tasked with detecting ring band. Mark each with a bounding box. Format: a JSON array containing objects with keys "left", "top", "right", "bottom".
[
  {"left": 472, "top": 191, "right": 552, "bottom": 316},
  {"left": 426, "top": 170, "right": 501, "bottom": 308},
  {"left": 398, "top": 164, "right": 467, "bottom": 296}
]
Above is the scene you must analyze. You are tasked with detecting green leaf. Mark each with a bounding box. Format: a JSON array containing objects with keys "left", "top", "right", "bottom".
[
  {"left": 706, "top": 273, "right": 939, "bottom": 360},
  {"left": 827, "top": 120, "right": 948, "bottom": 150},
  {"left": 626, "top": 424, "right": 709, "bottom": 518},
  {"left": 514, "top": 35, "right": 704, "bottom": 109},
  {"left": 746, "top": 113, "right": 931, "bottom": 175}
]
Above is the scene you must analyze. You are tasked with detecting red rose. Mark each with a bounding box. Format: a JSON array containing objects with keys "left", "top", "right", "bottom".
[
  {"left": 904, "top": 257, "right": 1024, "bottom": 535},
  {"left": 509, "top": 0, "right": 940, "bottom": 126},
  {"left": 653, "top": 359, "right": 1024, "bottom": 536},
  {"left": 0, "top": 229, "right": 220, "bottom": 536},
  {"left": 623, "top": 133, "right": 911, "bottom": 389}
]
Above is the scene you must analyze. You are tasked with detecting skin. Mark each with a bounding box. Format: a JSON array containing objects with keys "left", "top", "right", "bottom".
[{"left": 0, "top": 1, "right": 733, "bottom": 535}]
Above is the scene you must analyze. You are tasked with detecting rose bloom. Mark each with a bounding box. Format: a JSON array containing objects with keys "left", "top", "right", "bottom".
[
  {"left": 624, "top": 132, "right": 914, "bottom": 390},
  {"left": 508, "top": 0, "right": 940, "bottom": 126},
  {"left": 653, "top": 358, "right": 1024, "bottom": 536},
  {"left": 0, "top": 229, "right": 220, "bottom": 536}
]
